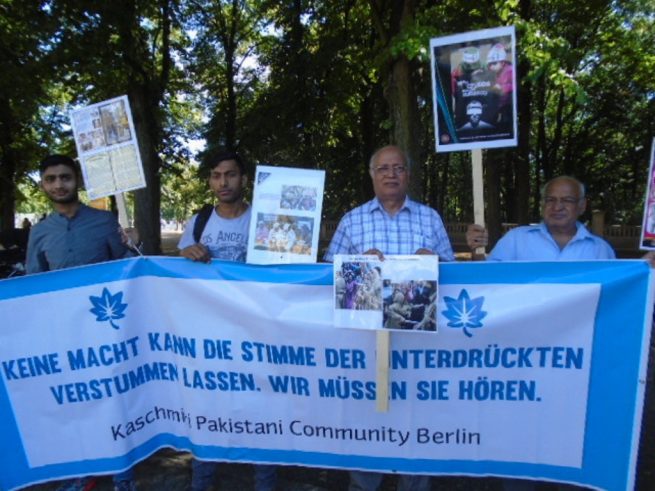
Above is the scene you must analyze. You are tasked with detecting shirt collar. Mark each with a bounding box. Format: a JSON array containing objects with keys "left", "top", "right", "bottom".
[
  {"left": 367, "top": 196, "right": 413, "bottom": 214},
  {"left": 55, "top": 203, "right": 87, "bottom": 220},
  {"left": 535, "top": 221, "right": 592, "bottom": 242}
]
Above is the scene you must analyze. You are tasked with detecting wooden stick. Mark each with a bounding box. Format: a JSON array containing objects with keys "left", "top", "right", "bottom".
[
  {"left": 376, "top": 329, "right": 390, "bottom": 412},
  {"left": 116, "top": 193, "right": 130, "bottom": 228},
  {"left": 471, "top": 149, "right": 486, "bottom": 255}
]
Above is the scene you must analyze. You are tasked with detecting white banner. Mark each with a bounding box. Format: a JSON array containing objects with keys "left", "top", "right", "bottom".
[{"left": 0, "top": 258, "right": 651, "bottom": 490}]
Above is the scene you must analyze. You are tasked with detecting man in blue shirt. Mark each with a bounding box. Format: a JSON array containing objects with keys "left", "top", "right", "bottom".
[
  {"left": 25, "top": 155, "right": 136, "bottom": 491},
  {"left": 325, "top": 145, "right": 453, "bottom": 491},
  {"left": 466, "top": 175, "right": 612, "bottom": 491},
  {"left": 325, "top": 145, "right": 454, "bottom": 262},
  {"left": 26, "top": 155, "right": 133, "bottom": 274},
  {"left": 466, "top": 176, "right": 614, "bottom": 261}
]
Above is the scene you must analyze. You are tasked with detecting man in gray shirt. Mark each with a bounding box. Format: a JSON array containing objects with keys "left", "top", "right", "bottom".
[{"left": 178, "top": 151, "right": 277, "bottom": 491}]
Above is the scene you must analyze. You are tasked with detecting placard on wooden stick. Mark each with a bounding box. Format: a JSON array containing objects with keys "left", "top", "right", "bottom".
[
  {"left": 70, "top": 95, "right": 146, "bottom": 201},
  {"left": 430, "top": 26, "right": 518, "bottom": 153},
  {"left": 332, "top": 255, "right": 440, "bottom": 412}
]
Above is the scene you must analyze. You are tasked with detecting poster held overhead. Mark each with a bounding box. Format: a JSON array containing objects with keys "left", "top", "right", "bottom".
[
  {"left": 70, "top": 95, "right": 146, "bottom": 201},
  {"left": 640, "top": 138, "right": 655, "bottom": 249},
  {"left": 430, "top": 26, "right": 518, "bottom": 152},
  {"left": 246, "top": 165, "right": 325, "bottom": 264}
]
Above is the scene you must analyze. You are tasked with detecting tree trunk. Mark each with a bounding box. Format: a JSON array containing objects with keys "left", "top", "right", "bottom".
[
  {"left": 130, "top": 87, "right": 162, "bottom": 254},
  {"left": 514, "top": 0, "right": 532, "bottom": 224},
  {"left": 225, "top": 48, "right": 237, "bottom": 150},
  {"left": 359, "top": 87, "right": 375, "bottom": 199},
  {"left": 485, "top": 152, "right": 503, "bottom": 248},
  {"left": 533, "top": 73, "right": 546, "bottom": 218},
  {"left": 387, "top": 55, "right": 423, "bottom": 199},
  {"left": 438, "top": 154, "right": 450, "bottom": 216},
  {"left": 111, "top": 0, "right": 171, "bottom": 254},
  {"left": 0, "top": 98, "right": 17, "bottom": 233},
  {"left": 503, "top": 157, "right": 515, "bottom": 223},
  {"left": 548, "top": 88, "right": 566, "bottom": 174},
  {"left": 367, "top": 0, "right": 422, "bottom": 198},
  {"left": 220, "top": 1, "right": 238, "bottom": 151}
]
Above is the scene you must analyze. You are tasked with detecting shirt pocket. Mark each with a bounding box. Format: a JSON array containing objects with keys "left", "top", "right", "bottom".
[{"left": 411, "top": 233, "right": 433, "bottom": 253}]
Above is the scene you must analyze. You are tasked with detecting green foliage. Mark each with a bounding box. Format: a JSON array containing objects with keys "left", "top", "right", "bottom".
[
  {"left": 3, "top": 0, "right": 655, "bottom": 237},
  {"left": 160, "top": 162, "right": 210, "bottom": 223}
]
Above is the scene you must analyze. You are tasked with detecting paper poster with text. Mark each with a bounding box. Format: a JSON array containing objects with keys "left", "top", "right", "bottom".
[
  {"left": 640, "top": 138, "right": 655, "bottom": 249},
  {"left": 246, "top": 165, "right": 325, "bottom": 264},
  {"left": 334, "top": 254, "right": 439, "bottom": 331},
  {"left": 70, "top": 95, "right": 146, "bottom": 200},
  {"left": 430, "top": 26, "right": 518, "bottom": 152}
]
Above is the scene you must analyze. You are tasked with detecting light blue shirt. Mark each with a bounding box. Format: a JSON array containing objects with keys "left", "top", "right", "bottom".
[
  {"left": 324, "top": 197, "right": 454, "bottom": 262},
  {"left": 488, "top": 222, "right": 615, "bottom": 261}
]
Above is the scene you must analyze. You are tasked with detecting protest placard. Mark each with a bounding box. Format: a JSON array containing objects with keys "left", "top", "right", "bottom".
[
  {"left": 246, "top": 165, "right": 325, "bottom": 264},
  {"left": 640, "top": 138, "right": 655, "bottom": 249},
  {"left": 70, "top": 95, "right": 146, "bottom": 200},
  {"left": 430, "top": 26, "right": 518, "bottom": 152},
  {"left": 333, "top": 255, "right": 439, "bottom": 331}
]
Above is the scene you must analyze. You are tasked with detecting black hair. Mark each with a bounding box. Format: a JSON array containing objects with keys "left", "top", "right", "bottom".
[
  {"left": 202, "top": 151, "right": 245, "bottom": 176},
  {"left": 39, "top": 155, "right": 79, "bottom": 175}
]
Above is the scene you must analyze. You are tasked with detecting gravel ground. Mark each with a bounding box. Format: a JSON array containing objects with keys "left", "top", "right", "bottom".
[{"left": 23, "top": 451, "right": 504, "bottom": 491}]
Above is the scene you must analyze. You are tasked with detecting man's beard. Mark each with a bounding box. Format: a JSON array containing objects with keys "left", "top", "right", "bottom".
[
  {"left": 218, "top": 191, "right": 242, "bottom": 204},
  {"left": 49, "top": 192, "right": 78, "bottom": 204}
]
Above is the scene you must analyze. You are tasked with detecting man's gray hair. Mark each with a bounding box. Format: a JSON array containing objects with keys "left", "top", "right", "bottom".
[
  {"left": 368, "top": 145, "right": 411, "bottom": 171},
  {"left": 541, "top": 176, "right": 586, "bottom": 199}
]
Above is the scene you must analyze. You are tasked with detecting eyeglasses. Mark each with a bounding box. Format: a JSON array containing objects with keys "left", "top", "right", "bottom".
[
  {"left": 372, "top": 165, "right": 407, "bottom": 176},
  {"left": 543, "top": 196, "right": 583, "bottom": 207}
]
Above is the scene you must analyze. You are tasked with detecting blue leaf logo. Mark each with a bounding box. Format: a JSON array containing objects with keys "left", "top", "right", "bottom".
[
  {"left": 89, "top": 288, "right": 127, "bottom": 329},
  {"left": 442, "top": 289, "right": 487, "bottom": 337}
]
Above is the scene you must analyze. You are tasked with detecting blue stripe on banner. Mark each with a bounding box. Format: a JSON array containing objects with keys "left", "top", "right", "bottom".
[
  {"left": 441, "top": 258, "right": 649, "bottom": 285},
  {"left": 2, "top": 257, "right": 647, "bottom": 301},
  {"left": 0, "top": 257, "right": 334, "bottom": 300},
  {"left": 0, "top": 372, "right": 29, "bottom": 487},
  {"left": 582, "top": 260, "right": 650, "bottom": 490}
]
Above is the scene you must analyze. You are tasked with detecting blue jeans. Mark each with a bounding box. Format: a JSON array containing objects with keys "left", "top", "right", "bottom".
[
  {"left": 253, "top": 464, "right": 277, "bottom": 491},
  {"left": 349, "top": 471, "right": 430, "bottom": 491},
  {"left": 191, "top": 459, "right": 277, "bottom": 491}
]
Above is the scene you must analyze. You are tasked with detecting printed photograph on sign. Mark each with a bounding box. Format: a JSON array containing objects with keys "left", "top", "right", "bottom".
[
  {"left": 335, "top": 259, "right": 382, "bottom": 311},
  {"left": 430, "top": 26, "right": 518, "bottom": 152},
  {"left": 333, "top": 254, "right": 439, "bottom": 331},
  {"left": 247, "top": 165, "right": 325, "bottom": 264},
  {"left": 383, "top": 279, "right": 437, "bottom": 331},
  {"left": 253, "top": 213, "right": 314, "bottom": 255},
  {"left": 71, "top": 108, "right": 106, "bottom": 154},
  {"left": 280, "top": 185, "right": 318, "bottom": 211},
  {"left": 70, "top": 95, "right": 146, "bottom": 200},
  {"left": 640, "top": 138, "right": 655, "bottom": 249},
  {"left": 98, "top": 100, "right": 132, "bottom": 145}
]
